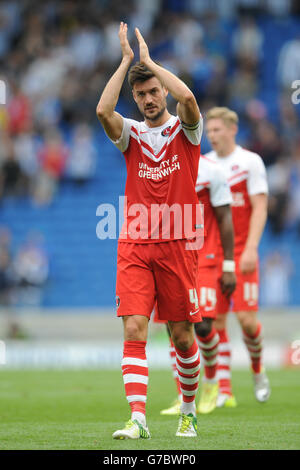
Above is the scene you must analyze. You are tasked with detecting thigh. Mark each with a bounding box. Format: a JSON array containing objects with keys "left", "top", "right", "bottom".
[
  {"left": 116, "top": 242, "right": 156, "bottom": 318},
  {"left": 153, "top": 240, "right": 202, "bottom": 324}
]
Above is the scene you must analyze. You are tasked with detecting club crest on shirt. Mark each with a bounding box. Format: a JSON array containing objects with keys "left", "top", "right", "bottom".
[
  {"left": 231, "top": 164, "right": 240, "bottom": 171},
  {"left": 161, "top": 126, "right": 171, "bottom": 137}
]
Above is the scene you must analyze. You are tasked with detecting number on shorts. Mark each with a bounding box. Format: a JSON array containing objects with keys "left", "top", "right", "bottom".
[
  {"left": 189, "top": 288, "right": 199, "bottom": 309},
  {"left": 199, "top": 287, "right": 217, "bottom": 308},
  {"left": 243, "top": 282, "right": 258, "bottom": 304}
]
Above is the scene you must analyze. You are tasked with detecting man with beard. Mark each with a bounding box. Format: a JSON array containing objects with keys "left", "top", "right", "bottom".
[{"left": 97, "top": 23, "right": 203, "bottom": 439}]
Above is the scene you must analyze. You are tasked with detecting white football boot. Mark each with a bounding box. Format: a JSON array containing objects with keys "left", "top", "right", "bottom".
[{"left": 253, "top": 368, "right": 271, "bottom": 403}]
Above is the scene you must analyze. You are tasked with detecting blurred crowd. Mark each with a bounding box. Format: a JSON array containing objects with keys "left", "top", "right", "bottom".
[
  {"left": 0, "top": 224, "right": 49, "bottom": 335},
  {"left": 0, "top": 0, "right": 299, "bottom": 226},
  {"left": 0, "top": 225, "right": 48, "bottom": 317}
]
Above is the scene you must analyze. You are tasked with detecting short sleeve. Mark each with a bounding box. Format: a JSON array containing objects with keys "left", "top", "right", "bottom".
[
  {"left": 247, "top": 153, "right": 269, "bottom": 196},
  {"left": 210, "top": 166, "right": 233, "bottom": 207},
  {"left": 108, "top": 117, "right": 133, "bottom": 153},
  {"left": 181, "top": 114, "right": 203, "bottom": 146}
]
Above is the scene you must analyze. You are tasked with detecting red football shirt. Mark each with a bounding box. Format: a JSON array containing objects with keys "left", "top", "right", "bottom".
[{"left": 109, "top": 114, "right": 203, "bottom": 243}]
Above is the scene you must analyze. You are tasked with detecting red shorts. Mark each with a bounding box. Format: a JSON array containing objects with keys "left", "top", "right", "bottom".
[
  {"left": 216, "top": 255, "right": 259, "bottom": 314},
  {"left": 152, "top": 264, "right": 218, "bottom": 323},
  {"left": 198, "top": 265, "right": 218, "bottom": 319},
  {"left": 116, "top": 239, "right": 202, "bottom": 323}
]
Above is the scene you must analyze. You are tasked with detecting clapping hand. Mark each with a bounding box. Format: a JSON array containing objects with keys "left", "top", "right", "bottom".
[
  {"left": 119, "top": 22, "right": 134, "bottom": 64},
  {"left": 135, "top": 27, "right": 151, "bottom": 66}
]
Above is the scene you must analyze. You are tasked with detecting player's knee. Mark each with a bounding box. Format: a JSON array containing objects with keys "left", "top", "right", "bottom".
[
  {"left": 123, "top": 316, "right": 147, "bottom": 341},
  {"left": 124, "top": 324, "right": 140, "bottom": 341},
  {"left": 237, "top": 312, "right": 257, "bottom": 334},
  {"left": 194, "top": 318, "right": 213, "bottom": 338},
  {"left": 171, "top": 331, "right": 193, "bottom": 351},
  {"left": 173, "top": 337, "right": 191, "bottom": 351},
  {"left": 169, "top": 321, "right": 194, "bottom": 351},
  {"left": 215, "top": 314, "right": 227, "bottom": 331}
]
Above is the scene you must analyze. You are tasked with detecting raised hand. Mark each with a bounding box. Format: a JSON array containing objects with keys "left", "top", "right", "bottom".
[
  {"left": 135, "top": 27, "right": 151, "bottom": 65},
  {"left": 119, "top": 22, "right": 134, "bottom": 63}
]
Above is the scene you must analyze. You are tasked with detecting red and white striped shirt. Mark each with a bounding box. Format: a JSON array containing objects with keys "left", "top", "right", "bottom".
[
  {"left": 109, "top": 114, "right": 203, "bottom": 243},
  {"left": 205, "top": 145, "right": 268, "bottom": 255}
]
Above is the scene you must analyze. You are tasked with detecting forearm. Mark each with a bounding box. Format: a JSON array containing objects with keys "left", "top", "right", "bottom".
[
  {"left": 144, "top": 58, "right": 195, "bottom": 104},
  {"left": 245, "top": 205, "right": 267, "bottom": 250},
  {"left": 219, "top": 219, "right": 234, "bottom": 261},
  {"left": 96, "top": 58, "right": 131, "bottom": 117},
  {"left": 215, "top": 206, "right": 234, "bottom": 260}
]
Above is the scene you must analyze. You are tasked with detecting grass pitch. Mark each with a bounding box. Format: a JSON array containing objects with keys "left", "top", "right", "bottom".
[{"left": 0, "top": 368, "right": 299, "bottom": 450}]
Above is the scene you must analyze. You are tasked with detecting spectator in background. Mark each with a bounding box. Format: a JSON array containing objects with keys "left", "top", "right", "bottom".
[
  {"left": 202, "top": 57, "right": 228, "bottom": 105},
  {"left": 189, "top": 44, "right": 216, "bottom": 101},
  {"left": 34, "top": 128, "right": 68, "bottom": 205},
  {"left": 0, "top": 226, "right": 23, "bottom": 338},
  {"left": 287, "top": 139, "right": 300, "bottom": 234},
  {"left": 59, "top": 69, "right": 83, "bottom": 125},
  {"left": 187, "top": 0, "right": 236, "bottom": 19},
  {"left": 261, "top": 251, "right": 293, "bottom": 307},
  {"left": 279, "top": 96, "right": 300, "bottom": 145},
  {"left": 21, "top": 45, "right": 70, "bottom": 102},
  {"left": 201, "top": 11, "right": 229, "bottom": 58},
  {"left": 7, "top": 80, "right": 32, "bottom": 136},
  {"left": 228, "top": 56, "right": 258, "bottom": 113},
  {"left": 0, "top": 132, "right": 25, "bottom": 198},
  {"left": 235, "top": 0, "right": 263, "bottom": 16},
  {"left": 277, "top": 33, "right": 300, "bottom": 90},
  {"left": 66, "top": 123, "right": 96, "bottom": 186},
  {"left": 0, "top": 97, "right": 9, "bottom": 131},
  {"left": 244, "top": 98, "right": 267, "bottom": 125},
  {"left": 172, "top": 13, "right": 204, "bottom": 68},
  {"left": 0, "top": 227, "right": 14, "bottom": 307},
  {"left": 232, "top": 15, "right": 263, "bottom": 66},
  {"left": 12, "top": 232, "right": 49, "bottom": 306},
  {"left": 0, "top": 151, "right": 23, "bottom": 198},
  {"left": 0, "top": 1, "right": 21, "bottom": 60},
  {"left": 228, "top": 16, "right": 262, "bottom": 114},
  {"left": 128, "top": 0, "right": 160, "bottom": 38},
  {"left": 0, "top": 12, "right": 11, "bottom": 59},
  {"left": 265, "top": 0, "right": 291, "bottom": 17},
  {"left": 267, "top": 156, "right": 291, "bottom": 233},
  {"left": 69, "top": 20, "right": 103, "bottom": 71},
  {"left": 13, "top": 123, "right": 39, "bottom": 197},
  {"left": 248, "top": 119, "right": 283, "bottom": 167},
  {"left": 102, "top": 16, "right": 123, "bottom": 64}
]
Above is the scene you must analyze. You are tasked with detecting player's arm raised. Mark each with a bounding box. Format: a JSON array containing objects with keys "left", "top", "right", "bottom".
[
  {"left": 96, "top": 22, "right": 134, "bottom": 140},
  {"left": 135, "top": 27, "right": 200, "bottom": 126}
]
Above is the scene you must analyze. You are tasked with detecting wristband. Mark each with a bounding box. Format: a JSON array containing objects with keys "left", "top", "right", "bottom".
[{"left": 222, "top": 260, "right": 235, "bottom": 272}]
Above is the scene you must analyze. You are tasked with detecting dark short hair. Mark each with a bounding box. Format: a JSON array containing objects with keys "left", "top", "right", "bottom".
[{"left": 128, "top": 61, "right": 162, "bottom": 89}]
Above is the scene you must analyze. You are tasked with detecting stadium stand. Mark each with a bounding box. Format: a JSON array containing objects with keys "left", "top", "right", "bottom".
[{"left": 0, "top": 0, "right": 300, "bottom": 308}]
